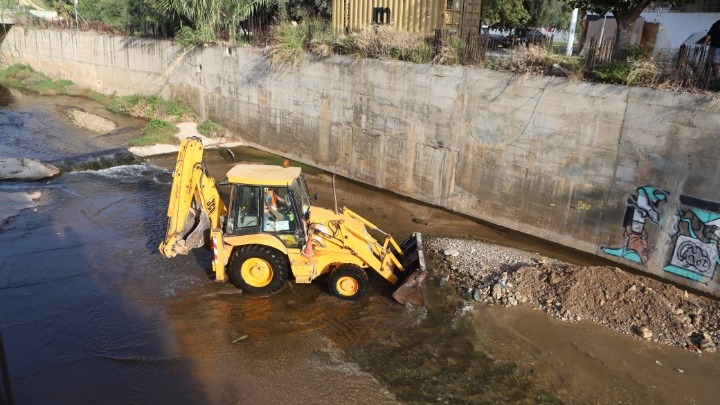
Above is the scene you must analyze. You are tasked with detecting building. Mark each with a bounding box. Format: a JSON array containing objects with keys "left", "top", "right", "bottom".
[{"left": 331, "top": 0, "right": 482, "bottom": 34}]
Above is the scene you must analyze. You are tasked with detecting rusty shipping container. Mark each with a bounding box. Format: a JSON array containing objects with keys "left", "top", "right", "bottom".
[{"left": 332, "top": 0, "right": 483, "bottom": 34}]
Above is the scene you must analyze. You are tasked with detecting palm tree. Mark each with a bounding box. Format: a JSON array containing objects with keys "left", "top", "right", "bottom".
[{"left": 154, "top": 0, "right": 272, "bottom": 42}]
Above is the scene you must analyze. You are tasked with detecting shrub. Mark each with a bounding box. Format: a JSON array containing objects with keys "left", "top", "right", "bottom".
[
  {"left": 175, "top": 26, "right": 217, "bottom": 48},
  {"left": 267, "top": 22, "right": 309, "bottom": 69},
  {"left": 623, "top": 44, "right": 647, "bottom": 61},
  {"left": 592, "top": 61, "right": 631, "bottom": 84},
  {"left": 346, "top": 26, "right": 432, "bottom": 63}
]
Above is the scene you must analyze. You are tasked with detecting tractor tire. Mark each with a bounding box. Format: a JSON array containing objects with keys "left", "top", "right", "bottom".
[
  {"left": 328, "top": 264, "right": 369, "bottom": 301},
  {"left": 228, "top": 245, "right": 289, "bottom": 294}
]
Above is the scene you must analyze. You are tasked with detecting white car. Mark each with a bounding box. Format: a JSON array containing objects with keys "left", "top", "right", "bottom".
[{"left": 683, "top": 32, "right": 707, "bottom": 46}]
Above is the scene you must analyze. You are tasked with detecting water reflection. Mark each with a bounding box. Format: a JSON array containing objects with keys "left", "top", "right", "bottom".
[{"left": 0, "top": 85, "right": 13, "bottom": 107}]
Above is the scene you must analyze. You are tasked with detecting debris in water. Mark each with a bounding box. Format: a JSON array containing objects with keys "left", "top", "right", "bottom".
[{"left": 231, "top": 335, "right": 249, "bottom": 344}]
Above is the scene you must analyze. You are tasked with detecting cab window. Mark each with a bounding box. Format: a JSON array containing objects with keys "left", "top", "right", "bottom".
[
  {"left": 229, "top": 185, "right": 261, "bottom": 233},
  {"left": 262, "top": 186, "right": 302, "bottom": 247}
]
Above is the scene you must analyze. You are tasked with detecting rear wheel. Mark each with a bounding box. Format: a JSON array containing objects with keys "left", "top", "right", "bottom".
[
  {"left": 228, "top": 245, "right": 289, "bottom": 294},
  {"left": 328, "top": 264, "right": 368, "bottom": 301}
]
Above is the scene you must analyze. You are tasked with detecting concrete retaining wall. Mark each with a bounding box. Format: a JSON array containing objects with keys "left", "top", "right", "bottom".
[{"left": 4, "top": 28, "right": 720, "bottom": 296}]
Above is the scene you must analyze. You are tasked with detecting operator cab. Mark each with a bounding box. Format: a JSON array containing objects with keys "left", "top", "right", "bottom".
[{"left": 224, "top": 164, "right": 312, "bottom": 248}]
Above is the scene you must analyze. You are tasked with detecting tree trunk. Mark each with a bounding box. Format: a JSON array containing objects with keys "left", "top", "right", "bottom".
[
  {"left": 612, "top": 3, "right": 649, "bottom": 60},
  {"left": 613, "top": 15, "right": 635, "bottom": 59}
]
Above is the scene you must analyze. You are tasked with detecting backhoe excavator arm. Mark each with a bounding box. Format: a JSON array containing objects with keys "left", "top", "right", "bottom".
[{"left": 159, "top": 137, "right": 226, "bottom": 258}]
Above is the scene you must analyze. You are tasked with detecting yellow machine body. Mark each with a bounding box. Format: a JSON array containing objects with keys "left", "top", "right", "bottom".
[{"left": 159, "top": 137, "right": 426, "bottom": 306}]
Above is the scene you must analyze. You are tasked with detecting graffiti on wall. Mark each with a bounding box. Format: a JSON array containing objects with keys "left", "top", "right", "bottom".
[
  {"left": 601, "top": 186, "right": 669, "bottom": 264},
  {"left": 663, "top": 195, "right": 720, "bottom": 282},
  {"left": 602, "top": 186, "right": 720, "bottom": 282}
]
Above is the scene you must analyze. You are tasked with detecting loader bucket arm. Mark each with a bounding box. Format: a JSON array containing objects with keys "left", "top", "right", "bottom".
[
  {"left": 339, "top": 208, "right": 427, "bottom": 306},
  {"left": 159, "top": 137, "right": 226, "bottom": 258}
]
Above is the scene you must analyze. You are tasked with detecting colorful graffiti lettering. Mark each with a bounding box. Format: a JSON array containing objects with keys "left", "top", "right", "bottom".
[
  {"left": 601, "top": 186, "right": 669, "bottom": 264},
  {"left": 663, "top": 195, "right": 720, "bottom": 282},
  {"left": 603, "top": 187, "right": 720, "bottom": 282}
]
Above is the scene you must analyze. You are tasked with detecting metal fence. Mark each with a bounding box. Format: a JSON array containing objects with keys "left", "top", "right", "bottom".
[{"left": 430, "top": 29, "right": 554, "bottom": 66}]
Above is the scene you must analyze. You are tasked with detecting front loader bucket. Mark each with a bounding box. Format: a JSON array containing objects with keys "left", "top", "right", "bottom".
[{"left": 392, "top": 233, "right": 427, "bottom": 307}]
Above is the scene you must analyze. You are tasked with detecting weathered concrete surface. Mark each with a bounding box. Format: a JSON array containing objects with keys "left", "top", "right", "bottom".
[
  {"left": 3, "top": 28, "right": 720, "bottom": 296},
  {"left": 0, "top": 157, "right": 60, "bottom": 180}
]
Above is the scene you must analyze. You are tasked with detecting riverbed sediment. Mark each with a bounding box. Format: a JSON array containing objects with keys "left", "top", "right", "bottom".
[{"left": 426, "top": 236, "right": 720, "bottom": 354}]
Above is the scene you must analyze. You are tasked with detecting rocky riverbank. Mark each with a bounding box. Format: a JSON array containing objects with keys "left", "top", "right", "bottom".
[{"left": 426, "top": 236, "right": 720, "bottom": 354}]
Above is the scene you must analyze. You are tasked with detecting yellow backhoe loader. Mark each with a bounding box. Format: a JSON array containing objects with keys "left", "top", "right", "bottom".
[{"left": 159, "top": 137, "right": 426, "bottom": 306}]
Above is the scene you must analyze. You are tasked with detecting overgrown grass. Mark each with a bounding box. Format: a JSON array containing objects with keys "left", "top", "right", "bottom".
[
  {"left": 345, "top": 26, "right": 432, "bottom": 63},
  {"left": 490, "top": 45, "right": 583, "bottom": 79},
  {"left": 0, "top": 64, "right": 203, "bottom": 145},
  {"left": 197, "top": 119, "right": 227, "bottom": 138},
  {"left": 267, "top": 22, "right": 433, "bottom": 69},
  {"left": 92, "top": 94, "right": 195, "bottom": 122},
  {"left": 129, "top": 119, "right": 179, "bottom": 146},
  {"left": 0, "top": 64, "right": 88, "bottom": 95},
  {"left": 175, "top": 26, "right": 217, "bottom": 49},
  {"left": 267, "top": 21, "right": 311, "bottom": 69}
]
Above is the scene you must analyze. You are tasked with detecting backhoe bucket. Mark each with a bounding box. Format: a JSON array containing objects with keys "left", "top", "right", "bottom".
[
  {"left": 392, "top": 233, "right": 427, "bottom": 307},
  {"left": 175, "top": 206, "right": 210, "bottom": 255}
]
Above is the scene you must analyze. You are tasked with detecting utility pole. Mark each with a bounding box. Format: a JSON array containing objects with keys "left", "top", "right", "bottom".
[
  {"left": 73, "top": 0, "right": 78, "bottom": 30},
  {"left": 566, "top": 8, "right": 579, "bottom": 56}
]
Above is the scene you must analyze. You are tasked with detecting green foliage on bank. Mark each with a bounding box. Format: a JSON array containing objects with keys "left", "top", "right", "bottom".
[
  {"left": 130, "top": 119, "right": 179, "bottom": 146},
  {"left": 91, "top": 94, "right": 195, "bottom": 122},
  {"left": 197, "top": 119, "right": 227, "bottom": 138},
  {"left": 0, "top": 64, "right": 200, "bottom": 145},
  {"left": 592, "top": 61, "right": 632, "bottom": 84},
  {"left": 0, "top": 64, "right": 85, "bottom": 95}
]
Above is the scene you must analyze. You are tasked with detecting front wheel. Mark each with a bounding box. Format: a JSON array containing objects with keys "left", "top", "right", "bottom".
[
  {"left": 228, "top": 245, "right": 289, "bottom": 294},
  {"left": 328, "top": 264, "right": 368, "bottom": 301}
]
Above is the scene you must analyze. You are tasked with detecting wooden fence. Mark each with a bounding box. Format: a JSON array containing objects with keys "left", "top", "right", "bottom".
[{"left": 676, "top": 44, "right": 716, "bottom": 89}]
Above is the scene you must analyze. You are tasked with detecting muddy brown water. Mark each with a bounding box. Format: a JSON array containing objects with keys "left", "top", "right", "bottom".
[{"left": 1, "top": 89, "right": 718, "bottom": 404}]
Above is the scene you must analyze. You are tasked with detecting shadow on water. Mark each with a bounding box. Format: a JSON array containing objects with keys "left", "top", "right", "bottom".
[
  {"left": 0, "top": 166, "right": 210, "bottom": 404},
  {"left": 0, "top": 92, "right": 210, "bottom": 403}
]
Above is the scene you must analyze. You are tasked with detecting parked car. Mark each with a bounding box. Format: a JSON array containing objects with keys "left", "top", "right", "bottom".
[
  {"left": 506, "top": 28, "right": 550, "bottom": 47},
  {"left": 481, "top": 27, "right": 508, "bottom": 49},
  {"left": 683, "top": 31, "right": 707, "bottom": 46}
]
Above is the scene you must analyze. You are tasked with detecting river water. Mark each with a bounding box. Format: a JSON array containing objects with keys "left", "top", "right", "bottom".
[{"left": 1, "top": 90, "right": 718, "bottom": 404}]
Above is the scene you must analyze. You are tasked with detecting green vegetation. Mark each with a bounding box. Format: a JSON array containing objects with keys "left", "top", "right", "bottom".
[
  {"left": 130, "top": 119, "right": 179, "bottom": 146},
  {"left": 592, "top": 61, "right": 631, "bottom": 84},
  {"left": 0, "top": 64, "right": 200, "bottom": 145},
  {"left": 0, "top": 64, "right": 86, "bottom": 95},
  {"left": 93, "top": 94, "right": 194, "bottom": 122},
  {"left": 267, "top": 21, "right": 312, "bottom": 69},
  {"left": 197, "top": 119, "right": 227, "bottom": 139}
]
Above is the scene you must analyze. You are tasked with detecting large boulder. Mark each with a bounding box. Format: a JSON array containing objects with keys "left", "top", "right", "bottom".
[{"left": 0, "top": 158, "right": 60, "bottom": 180}]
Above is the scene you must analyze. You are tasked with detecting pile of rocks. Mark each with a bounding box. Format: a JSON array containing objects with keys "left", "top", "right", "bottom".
[{"left": 426, "top": 236, "right": 719, "bottom": 353}]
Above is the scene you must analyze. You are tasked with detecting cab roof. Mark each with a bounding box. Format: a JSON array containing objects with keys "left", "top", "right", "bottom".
[{"left": 226, "top": 164, "right": 302, "bottom": 186}]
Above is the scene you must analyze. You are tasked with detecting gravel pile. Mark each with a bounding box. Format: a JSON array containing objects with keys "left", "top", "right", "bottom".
[{"left": 426, "top": 236, "right": 720, "bottom": 353}]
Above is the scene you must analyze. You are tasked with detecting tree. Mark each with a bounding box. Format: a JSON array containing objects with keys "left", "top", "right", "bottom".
[
  {"left": 569, "top": 0, "right": 699, "bottom": 57},
  {"left": 483, "top": 0, "right": 530, "bottom": 30},
  {"left": 484, "top": 0, "right": 566, "bottom": 30},
  {"left": 525, "top": 0, "right": 568, "bottom": 29},
  {"left": 154, "top": 0, "right": 271, "bottom": 42}
]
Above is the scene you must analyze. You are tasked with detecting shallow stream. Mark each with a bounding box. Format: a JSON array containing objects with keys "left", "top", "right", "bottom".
[{"left": 1, "top": 90, "right": 718, "bottom": 404}]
